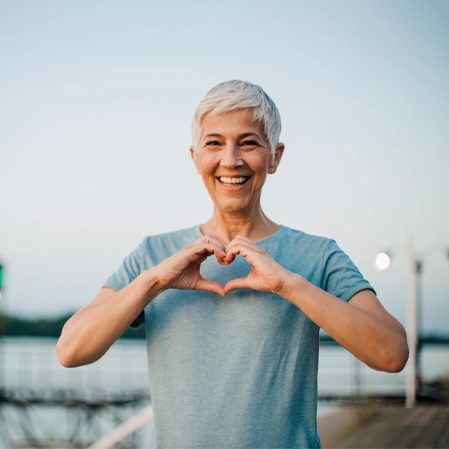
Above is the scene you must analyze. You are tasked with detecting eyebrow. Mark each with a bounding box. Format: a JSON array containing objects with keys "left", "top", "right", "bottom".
[
  {"left": 239, "top": 133, "right": 261, "bottom": 139},
  {"left": 204, "top": 132, "right": 261, "bottom": 139}
]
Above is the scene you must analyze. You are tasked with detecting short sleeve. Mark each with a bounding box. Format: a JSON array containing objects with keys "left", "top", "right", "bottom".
[
  {"left": 103, "top": 242, "right": 145, "bottom": 328},
  {"left": 321, "top": 240, "right": 376, "bottom": 302}
]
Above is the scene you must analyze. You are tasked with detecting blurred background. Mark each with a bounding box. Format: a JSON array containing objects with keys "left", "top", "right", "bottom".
[{"left": 0, "top": 0, "right": 448, "bottom": 447}]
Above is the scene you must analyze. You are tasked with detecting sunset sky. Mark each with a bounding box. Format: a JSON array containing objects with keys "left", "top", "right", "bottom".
[{"left": 1, "top": 0, "right": 448, "bottom": 334}]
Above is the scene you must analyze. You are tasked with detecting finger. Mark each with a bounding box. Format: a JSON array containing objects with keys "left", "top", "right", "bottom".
[
  {"left": 191, "top": 242, "right": 226, "bottom": 260},
  {"left": 209, "top": 245, "right": 227, "bottom": 263},
  {"left": 223, "top": 243, "right": 251, "bottom": 264},
  {"left": 201, "top": 234, "right": 226, "bottom": 252},
  {"left": 195, "top": 278, "right": 226, "bottom": 297},
  {"left": 203, "top": 236, "right": 227, "bottom": 263},
  {"left": 225, "top": 236, "right": 259, "bottom": 253},
  {"left": 224, "top": 240, "right": 268, "bottom": 266},
  {"left": 176, "top": 243, "right": 225, "bottom": 270},
  {"left": 199, "top": 245, "right": 227, "bottom": 265},
  {"left": 224, "top": 277, "right": 250, "bottom": 293}
]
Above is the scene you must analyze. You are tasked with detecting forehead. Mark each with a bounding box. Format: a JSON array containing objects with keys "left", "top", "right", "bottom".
[{"left": 200, "top": 109, "right": 265, "bottom": 139}]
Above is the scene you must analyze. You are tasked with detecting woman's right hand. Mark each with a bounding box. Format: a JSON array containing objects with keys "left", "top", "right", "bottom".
[
  {"left": 151, "top": 235, "right": 227, "bottom": 296},
  {"left": 57, "top": 235, "right": 226, "bottom": 368}
]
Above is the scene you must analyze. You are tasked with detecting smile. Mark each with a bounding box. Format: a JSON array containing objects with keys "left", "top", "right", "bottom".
[{"left": 218, "top": 176, "right": 250, "bottom": 185}]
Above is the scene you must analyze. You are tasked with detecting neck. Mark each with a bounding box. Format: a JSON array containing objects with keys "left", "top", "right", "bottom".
[{"left": 200, "top": 205, "right": 280, "bottom": 245}]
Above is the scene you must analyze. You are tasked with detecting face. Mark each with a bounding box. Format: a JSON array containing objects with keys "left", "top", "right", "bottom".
[{"left": 190, "top": 109, "right": 284, "bottom": 216}]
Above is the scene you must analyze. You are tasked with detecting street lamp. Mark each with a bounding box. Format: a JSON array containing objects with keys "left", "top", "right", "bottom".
[
  {"left": 375, "top": 252, "right": 391, "bottom": 271},
  {"left": 376, "top": 237, "right": 449, "bottom": 408}
]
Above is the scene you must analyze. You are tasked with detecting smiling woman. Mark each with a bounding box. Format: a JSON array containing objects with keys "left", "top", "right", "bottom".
[
  {"left": 190, "top": 109, "right": 283, "bottom": 228},
  {"left": 56, "top": 80, "right": 408, "bottom": 449}
]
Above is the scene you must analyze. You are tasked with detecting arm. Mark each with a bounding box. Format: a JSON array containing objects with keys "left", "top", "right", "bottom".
[
  {"left": 56, "top": 236, "right": 226, "bottom": 367},
  {"left": 279, "top": 278, "right": 408, "bottom": 372},
  {"left": 56, "top": 274, "right": 161, "bottom": 367},
  {"left": 224, "top": 236, "right": 409, "bottom": 373}
]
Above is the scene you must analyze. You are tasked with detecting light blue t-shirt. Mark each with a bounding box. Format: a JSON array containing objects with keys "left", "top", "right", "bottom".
[{"left": 104, "top": 225, "right": 374, "bottom": 449}]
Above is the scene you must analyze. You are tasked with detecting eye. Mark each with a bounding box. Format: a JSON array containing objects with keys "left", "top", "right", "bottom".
[
  {"left": 205, "top": 140, "right": 221, "bottom": 146},
  {"left": 241, "top": 140, "right": 258, "bottom": 147}
]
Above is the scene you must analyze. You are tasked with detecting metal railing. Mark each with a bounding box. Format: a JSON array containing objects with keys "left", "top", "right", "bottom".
[
  {"left": 4, "top": 337, "right": 448, "bottom": 448},
  {"left": 1, "top": 338, "right": 409, "bottom": 397}
]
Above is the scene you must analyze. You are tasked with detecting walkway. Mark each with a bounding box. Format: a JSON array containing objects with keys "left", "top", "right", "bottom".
[{"left": 337, "top": 405, "right": 449, "bottom": 448}]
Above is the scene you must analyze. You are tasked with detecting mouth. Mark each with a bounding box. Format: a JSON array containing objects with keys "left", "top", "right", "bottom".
[{"left": 217, "top": 176, "right": 250, "bottom": 186}]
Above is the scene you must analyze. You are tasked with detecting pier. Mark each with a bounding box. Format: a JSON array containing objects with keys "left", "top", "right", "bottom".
[
  {"left": 336, "top": 405, "right": 449, "bottom": 448},
  {"left": 1, "top": 337, "right": 448, "bottom": 448}
]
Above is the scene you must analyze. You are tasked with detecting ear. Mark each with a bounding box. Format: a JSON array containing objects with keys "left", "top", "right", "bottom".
[
  {"left": 190, "top": 146, "right": 201, "bottom": 174},
  {"left": 268, "top": 143, "right": 285, "bottom": 174}
]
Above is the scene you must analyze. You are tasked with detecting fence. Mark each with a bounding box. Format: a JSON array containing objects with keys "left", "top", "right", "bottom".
[
  {"left": 3, "top": 337, "right": 448, "bottom": 448},
  {"left": 1, "top": 338, "right": 412, "bottom": 397}
]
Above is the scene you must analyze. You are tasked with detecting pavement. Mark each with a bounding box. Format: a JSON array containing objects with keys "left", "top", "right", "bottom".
[
  {"left": 335, "top": 405, "right": 449, "bottom": 448},
  {"left": 318, "top": 407, "right": 361, "bottom": 448}
]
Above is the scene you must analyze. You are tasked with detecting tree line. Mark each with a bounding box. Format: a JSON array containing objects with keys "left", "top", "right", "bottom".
[
  {"left": 1, "top": 313, "right": 448, "bottom": 344},
  {"left": 0, "top": 313, "right": 146, "bottom": 339}
]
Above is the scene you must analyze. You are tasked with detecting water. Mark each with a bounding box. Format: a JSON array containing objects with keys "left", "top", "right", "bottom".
[
  {"left": 1, "top": 338, "right": 448, "bottom": 447},
  {"left": 4, "top": 338, "right": 448, "bottom": 395},
  {"left": 0, "top": 338, "right": 149, "bottom": 394}
]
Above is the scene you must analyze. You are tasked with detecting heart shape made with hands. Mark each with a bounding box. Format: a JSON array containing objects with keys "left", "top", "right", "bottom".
[{"left": 181, "top": 235, "right": 283, "bottom": 297}]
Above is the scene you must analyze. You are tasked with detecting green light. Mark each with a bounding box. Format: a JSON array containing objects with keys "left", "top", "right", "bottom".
[{"left": 0, "top": 264, "right": 3, "bottom": 289}]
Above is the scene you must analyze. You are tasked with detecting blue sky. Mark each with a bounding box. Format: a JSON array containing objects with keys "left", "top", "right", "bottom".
[{"left": 1, "top": 0, "right": 448, "bottom": 333}]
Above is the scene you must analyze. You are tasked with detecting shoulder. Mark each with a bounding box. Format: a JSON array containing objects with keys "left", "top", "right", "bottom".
[
  {"left": 261, "top": 226, "right": 336, "bottom": 277},
  {"left": 275, "top": 226, "right": 374, "bottom": 297},
  {"left": 272, "top": 225, "right": 334, "bottom": 254},
  {"left": 141, "top": 225, "right": 201, "bottom": 246},
  {"left": 138, "top": 225, "right": 202, "bottom": 262},
  {"left": 276, "top": 226, "right": 355, "bottom": 268},
  {"left": 103, "top": 225, "right": 202, "bottom": 290}
]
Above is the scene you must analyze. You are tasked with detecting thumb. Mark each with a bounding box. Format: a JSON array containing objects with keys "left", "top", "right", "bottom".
[
  {"left": 195, "top": 277, "right": 226, "bottom": 297},
  {"left": 224, "top": 277, "right": 249, "bottom": 294}
]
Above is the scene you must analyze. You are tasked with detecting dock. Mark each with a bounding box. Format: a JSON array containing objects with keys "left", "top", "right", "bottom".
[{"left": 336, "top": 405, "right": 449, "bottom": 448}]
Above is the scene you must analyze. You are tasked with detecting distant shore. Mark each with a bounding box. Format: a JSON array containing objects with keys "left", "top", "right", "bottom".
[{"left": 1, "top": 313, "right": 449, "bottom": 344}]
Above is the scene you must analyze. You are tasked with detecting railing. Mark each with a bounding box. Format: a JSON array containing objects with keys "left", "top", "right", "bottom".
[
  {"left": 318, "top": 346, "right": 406, "bottom": 397},
  {"left": 1, "top": 338, "right": 413, "bottom": 397},
  {"left": 1, "top": 337, "right": 149, "bottom": 394},
  {"left": 0, "top": 338, "right": 152, "bottom": 448},
  {"left": 1, "top": 337, "right": 447, "bottom": 448}
]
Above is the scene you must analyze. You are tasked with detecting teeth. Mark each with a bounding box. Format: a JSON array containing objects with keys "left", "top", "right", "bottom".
[{"left": 219, "top": 177, "right": 248, "bottom": 184}]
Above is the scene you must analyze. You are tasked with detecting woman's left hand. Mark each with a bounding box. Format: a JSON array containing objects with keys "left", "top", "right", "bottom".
[{"left": 223, "top": 236, "right": 292, "bottom": 295}]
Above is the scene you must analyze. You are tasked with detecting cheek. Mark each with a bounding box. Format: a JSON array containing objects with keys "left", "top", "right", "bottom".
[
  {"left": 195, "top": 154, "right": 215, "bottom": 174},
  {"left": 250, "top": 156, "right": 271, "bottom": 175},
  {"left": 252, "top": 149, "right": 271, "bottom": 163}
]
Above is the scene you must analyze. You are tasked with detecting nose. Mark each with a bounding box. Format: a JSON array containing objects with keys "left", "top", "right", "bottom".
[{"left": 220, "top": 143, "right": 243, "bottom": 168}]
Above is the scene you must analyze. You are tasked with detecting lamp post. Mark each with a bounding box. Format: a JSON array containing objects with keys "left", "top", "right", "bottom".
[
  {"left": 0, "top": 262, "right": 4, "bottom": 391},
  {"left": 0, "top": 263, "right": 3, "bottom": 298},
  {"left": 376, "top": 238, "right": 448, "bottom": 408},
  {"left": 405, "top": 237, "right": 419, "bottom": 409}
]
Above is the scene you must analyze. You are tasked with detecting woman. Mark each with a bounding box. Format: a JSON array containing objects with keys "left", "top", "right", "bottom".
[{"left": 57, "top": 80, "right": 408, "bottom": 448}]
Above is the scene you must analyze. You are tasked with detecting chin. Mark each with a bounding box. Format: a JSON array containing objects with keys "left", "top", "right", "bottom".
[{"left": 216, "top": 201, "right": 253, "bottom": 215}]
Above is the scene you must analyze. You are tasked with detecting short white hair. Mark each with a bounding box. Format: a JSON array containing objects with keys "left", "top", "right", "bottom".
[{"left": 192, "top": 80, "right": 282, "bottom": 154}]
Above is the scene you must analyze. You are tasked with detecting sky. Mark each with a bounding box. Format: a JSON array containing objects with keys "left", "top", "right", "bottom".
[{"left": 1, "top": 0, "right": 448, "bottom": 334}]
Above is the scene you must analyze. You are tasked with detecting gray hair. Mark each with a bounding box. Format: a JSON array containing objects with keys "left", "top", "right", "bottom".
[{"left": 192, "top": 80, "right": 282, "bottom": 154}]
